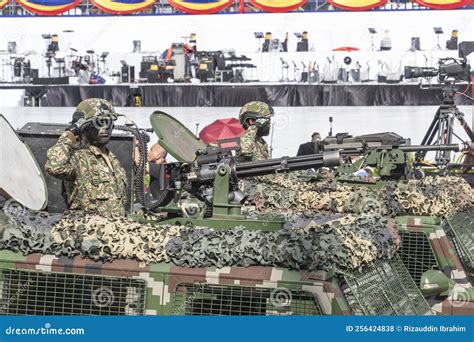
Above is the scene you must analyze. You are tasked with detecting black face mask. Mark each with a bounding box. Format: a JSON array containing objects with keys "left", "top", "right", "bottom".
[
  {"left": 82, "top": 118, "right": 114, "bottom": 146},
  {"left": 256, "top": 120, "right": 271, "bottom": 137}
]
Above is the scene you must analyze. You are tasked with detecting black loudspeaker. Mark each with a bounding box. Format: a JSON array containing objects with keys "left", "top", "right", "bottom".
[
  {"left": 223, "top": 70, "right": 234, "bottom": 82},
  {"left": 30, "top": 69, "right": 39, "bottom": 79},
  {"left": 17, "top": 123, "right": 135, "bottom": 214},
  {"left": 338, "top": 68, "right": 348, "bottom": 82},
  {"left": 411, "top": 37, "right": 421, "bottom": 50},
  {"left": 296, "top": 41, "right": 309, "bottom": 52},
  {"left": 146, "top": 70, "right": 161, "bottom": 83},
  {"left": 140, "top": 62, "right": 153, "bottom": 79},
  {"left": 133, "top": 40, "right": 141, "bottom": 53},
  {"left": 308, "top": 70, "right": 319, "bottom": 83},
  {"left": 446, "top": 39, "right": 458, "bottom": 50},
  {"left": 7, "top": 41, "right": 17, "bottom": 54},
  {"left": 202, "top": 58, "right": 215, "bottom": 80},
  {"left": 350, "top": 69, "right": 360, "bottom": 82},
  {"left": 121, "top": 66, "right": 135, "bottom": 83},
  {"left": 300, "top": 72, "right": 308, "bottom": 82},
  {"left": 215, "top": 54, "right": 226, "bottom": 70}
]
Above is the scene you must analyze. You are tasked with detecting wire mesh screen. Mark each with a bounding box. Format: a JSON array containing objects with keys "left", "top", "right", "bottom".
[
  {"left": 399, "top": 231, "right": 439, "bottom": 287},
  {"left": 0, "top": 269, "right": 146, "bottom": 316},
  {"left": 444, "top": 207, "right": 474, "bottom": 272},
  {"left": 172, "top": 283, "right": 323, "bottom": 316},
  {"left": 341, "top": 257, "right": 431, "bottom": 315}
]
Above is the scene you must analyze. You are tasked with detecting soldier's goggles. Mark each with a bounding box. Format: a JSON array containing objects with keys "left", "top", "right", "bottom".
[
  {"left": 91, "top": 116, "right": 115, "bottom": 129},
  {"left": 245, "top": 110, "right": 274, "bottom": 118}
]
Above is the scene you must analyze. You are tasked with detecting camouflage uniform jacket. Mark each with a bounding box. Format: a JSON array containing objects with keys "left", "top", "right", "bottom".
[
  {"left": 45, "top": 132, "right": 127, "bottom": 216},
  {"left": 240, "top": 126, "right": 269, "bottom": 161}
]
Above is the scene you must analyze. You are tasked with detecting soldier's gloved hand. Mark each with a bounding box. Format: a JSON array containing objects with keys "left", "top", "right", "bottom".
[
  {"left": 71, "top": 110, "right": 84, "bottom": 125},
  {"left": 65, "top": 117, "right": 88, "bottom": 136}
]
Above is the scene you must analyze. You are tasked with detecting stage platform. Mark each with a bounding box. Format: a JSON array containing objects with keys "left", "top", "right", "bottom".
[{"left": 0, "top": 82, "right": 471, "bottom": 107}]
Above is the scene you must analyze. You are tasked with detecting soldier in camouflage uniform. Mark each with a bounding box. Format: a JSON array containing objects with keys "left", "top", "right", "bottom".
[
  {"left": 239, "top": 101, "right": 274, "bottom": 161},
  {"left": 45, "top": 99, "right": 127, "bottom": 217}
]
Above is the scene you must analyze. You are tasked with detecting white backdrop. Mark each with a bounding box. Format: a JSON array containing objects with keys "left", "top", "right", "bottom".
[
  {"left": 0, "top": 10, "right": 472, "bottom": 81},
  {"left": 1, "top": 10, "right": 472, "bottom": 54},
  {"left": 1, "top": 106, "right": 472, "bottom": 158}
]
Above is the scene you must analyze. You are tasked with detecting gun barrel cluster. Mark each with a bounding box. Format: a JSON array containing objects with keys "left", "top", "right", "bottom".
[
  {"left": 235, "top": 151, "right": 341, "bottom": 178},
  {"left": 338, "top": 144, "right": 460, "bottom": 155}
]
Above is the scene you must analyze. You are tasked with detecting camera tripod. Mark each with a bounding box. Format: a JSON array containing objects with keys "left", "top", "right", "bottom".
[{"left": 416, "top": 85, "right": 474, "bottom": 166}]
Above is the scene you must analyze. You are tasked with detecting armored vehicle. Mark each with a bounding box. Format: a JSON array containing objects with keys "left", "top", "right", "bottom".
[{"left": 0, "top": 112, "right": 472, "bottom": 316}]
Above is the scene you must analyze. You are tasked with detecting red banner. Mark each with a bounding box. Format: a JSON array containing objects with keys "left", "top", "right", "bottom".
[
  {"left": 413, "top": 0, "right": 472, "bottom": 9},
  {"left": 168, "top": 0, "right": 233, "bottom": 14},
  {"left": 91, "top": 0, "right": 157, "bottom": 14},
  {"left": 6, "top": 0, "right": 474, "bottom": 15},
  {"left": 248, "top": 0, "right": 308, "bottom": 12},
  {"left": 17, "top": 0, "right": 80, "bottom": 15}
]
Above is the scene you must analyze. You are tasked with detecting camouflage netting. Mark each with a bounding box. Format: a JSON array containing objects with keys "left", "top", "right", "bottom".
[
  {"left": 242, "top": 174, "right": 474, "bottom": 218},
  {"left": 0, "top": 202, "right": 61, "bottom": 254},
  {"left": 1, "top": 173, "right": 470, "bottom": 271},
  {"left": 0, "top": 204, "right": 399, "bottom": 271},
  {"left": 166, "top": 214, "right": 400, "bottom": 270}
]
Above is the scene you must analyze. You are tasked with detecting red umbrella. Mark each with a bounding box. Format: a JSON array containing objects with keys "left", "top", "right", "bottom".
[
  {"left": 332, "top": 46, "right": 360, "bottom": 52},
  {"left": 199, "top": 117, "right": 245, "bottom": 146}
]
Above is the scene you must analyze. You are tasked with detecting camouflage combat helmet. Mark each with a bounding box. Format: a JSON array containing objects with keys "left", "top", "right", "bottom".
[
  {"left": 239, "top": 101, "right": 274, "bottom": 126},
  {"left": 74, "top": 98, "right": 117, "bottom": 121}
]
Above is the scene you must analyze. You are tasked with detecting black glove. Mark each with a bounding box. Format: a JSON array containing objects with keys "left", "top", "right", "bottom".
[
  {"left": 72, "top": 110, "right": 84, "bottom": 124},
  {"left": 65, "top": 117, "right": 87, "bottom": 136}
]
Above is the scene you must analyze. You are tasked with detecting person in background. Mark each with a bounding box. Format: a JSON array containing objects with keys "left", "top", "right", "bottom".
[
  {"left": 297, "top": 132, "right": 321, "bottom": 156},
  {"left": 147, "top": 143, "right": 167, "bottom": 167},
  {"left": 239, "top": 101, "right": 274, "bottom": 161},
  {"left": 135, "top": 141, "right": 168, "bottom": 185},
  {"left": 46, "top": 99, "right": 127, "bottom": 217},
  {"left": 281, "top": 32, "right": 288, "bottom": 52},
  {"left": 262, "top": 32, "right": 272, "bottom": 53},
  {"left": 380, "top": 29, "right": 392, "bottom": 51},
  {"left": 135, "top": 142, "right": 167, "bottom": 173},
  {"left": 462, "top": 142, "right": 474, "bottom": 174}
]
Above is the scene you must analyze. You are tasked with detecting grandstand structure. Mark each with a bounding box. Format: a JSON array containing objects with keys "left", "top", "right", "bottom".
[{"left": 1, "top": 0, "right": 472, "bottom": 16}]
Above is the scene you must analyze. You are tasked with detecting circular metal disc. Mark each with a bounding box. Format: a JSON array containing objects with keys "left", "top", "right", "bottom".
[
  {"left": 0, "top": 114, "right": 48, "bottom": 210},
  {"left": 149, "top": 111, "right": 206, "bottom": 162}
]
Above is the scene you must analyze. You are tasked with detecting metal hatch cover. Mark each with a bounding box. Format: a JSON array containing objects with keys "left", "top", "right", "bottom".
[
  {"left": 149, "top": 111, "right": 206, "bottom": 162},
  {"left": 0, "top": 114, "right": 48, "bottom": 210}
]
